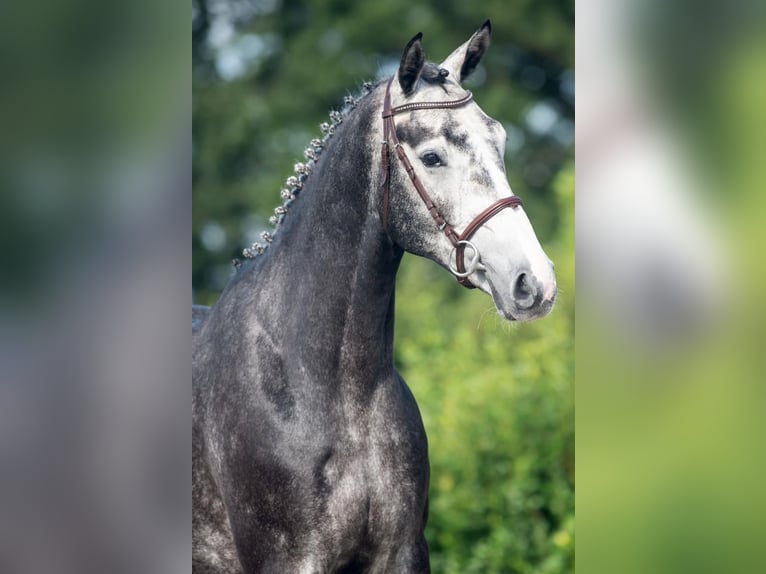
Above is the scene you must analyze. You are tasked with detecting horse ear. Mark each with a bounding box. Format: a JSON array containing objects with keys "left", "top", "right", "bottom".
[
  {"left": 440, "top": 20, "right": 492, "bottom": 83},
  {"left": 398, "top": 32, "right": 425, "bottom": 95}
]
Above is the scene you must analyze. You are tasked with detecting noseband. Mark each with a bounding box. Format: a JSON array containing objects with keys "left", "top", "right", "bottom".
[{"left": 380, "top": 77, "right": 522, "bottom": 288}]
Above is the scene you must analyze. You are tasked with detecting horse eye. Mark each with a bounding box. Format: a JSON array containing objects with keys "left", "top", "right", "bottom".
[{"left": 421, "top": 152, "right": 442, "bottom": 167}]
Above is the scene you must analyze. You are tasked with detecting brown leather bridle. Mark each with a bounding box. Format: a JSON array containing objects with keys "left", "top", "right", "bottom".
[{"left": 380, "top": 77, "right": 522, "bottom": 289}]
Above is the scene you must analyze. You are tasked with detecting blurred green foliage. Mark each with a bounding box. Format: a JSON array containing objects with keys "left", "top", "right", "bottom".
[{"left": 193, "top": 1, "right": 573, "bottom": 571}]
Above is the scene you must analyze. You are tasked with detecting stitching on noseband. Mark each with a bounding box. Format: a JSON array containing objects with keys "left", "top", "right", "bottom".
[{"left": 380, "top": 77, "right": 522, "bottom": 289}]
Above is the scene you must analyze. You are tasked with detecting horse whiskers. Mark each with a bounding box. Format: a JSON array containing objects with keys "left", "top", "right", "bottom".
[
  {"left": 476, "top": 305, "right": 497, "bottom": 330},
  {"left": 500, "top": 314, "right": 519, "bottom": 335},
  {"left": 239, "top": 80, "right": 378, "bottom": 263}
]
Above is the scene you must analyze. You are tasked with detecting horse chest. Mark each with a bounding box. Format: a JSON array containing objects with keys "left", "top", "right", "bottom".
[{"left": 317, "top": 425, "right": 429, "bottom": 555}]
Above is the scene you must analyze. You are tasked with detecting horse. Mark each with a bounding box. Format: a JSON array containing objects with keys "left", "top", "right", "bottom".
[{"left": 193, "top": 21, "right": 557, "bottom": 573}]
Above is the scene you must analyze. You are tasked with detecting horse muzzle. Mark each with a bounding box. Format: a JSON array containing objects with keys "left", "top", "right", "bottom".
[{"left": 505, "top": 266, "right": 557, "bottom": 321}]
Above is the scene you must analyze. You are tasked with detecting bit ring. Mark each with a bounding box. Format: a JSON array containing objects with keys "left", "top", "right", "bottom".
[{"left": 448, "top": 240, "right": 480, "bottom": 278}]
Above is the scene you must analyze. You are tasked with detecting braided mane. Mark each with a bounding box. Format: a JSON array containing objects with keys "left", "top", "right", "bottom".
[{"left": 234, "top": 80, "right": 380, "bottom": 267}]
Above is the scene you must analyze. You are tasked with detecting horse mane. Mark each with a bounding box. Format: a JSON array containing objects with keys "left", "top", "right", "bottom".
[
  {"left": 233, "top": 79, "right": 383, "bottom": 269},
  {"left": 233, "top": 63, "right": 450, "bottom": 270},
  {"left": 420, "top": 62, "right": 450, "bottom": 85}
]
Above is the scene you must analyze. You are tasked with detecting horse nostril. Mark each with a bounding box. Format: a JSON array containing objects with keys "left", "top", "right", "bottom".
[{"left": 513, "top": 272, "right": 538, "bottom": 309}]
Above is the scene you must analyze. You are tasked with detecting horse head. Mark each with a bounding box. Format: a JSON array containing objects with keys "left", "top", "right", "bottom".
[{"left": 382, "top": 22, "right": 557, "bottom": 322}]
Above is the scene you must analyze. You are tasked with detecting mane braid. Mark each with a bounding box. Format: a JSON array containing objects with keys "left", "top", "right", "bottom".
[{"left": 233, "top": 80, "right": 379, "bottom": 269}]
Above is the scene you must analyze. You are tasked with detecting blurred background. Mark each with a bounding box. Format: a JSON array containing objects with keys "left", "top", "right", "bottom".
[
  {"left": 577, "top": 1, "right": 766, "bottom": 573},
  {"left": 193, "top": 0, "right": 574, "bottom": 572},
  {"left": 0, "top": 0, "right": 189, "bottom": 572}
]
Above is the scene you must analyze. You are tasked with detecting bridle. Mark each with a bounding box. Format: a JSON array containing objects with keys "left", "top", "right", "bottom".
[{"left": 380, "top": 76, "right": 522, "bottom": 289}]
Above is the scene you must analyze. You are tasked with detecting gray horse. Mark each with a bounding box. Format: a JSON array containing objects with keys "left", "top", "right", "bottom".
[{"left": 193, "top": 22, "right": 556, "bottom": 573}]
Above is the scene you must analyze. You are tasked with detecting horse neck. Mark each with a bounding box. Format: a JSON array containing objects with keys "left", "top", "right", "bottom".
[{"left": 232, "top": 89, "right": 402, "bottom": 389}]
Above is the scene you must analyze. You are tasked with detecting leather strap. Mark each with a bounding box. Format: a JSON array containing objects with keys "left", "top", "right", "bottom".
[
  {"left": 455, "top": 196, "right": 522, "bottom": 281},
  {"left": 380, "top": 77, "right": 522, "bottom": 288}
]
